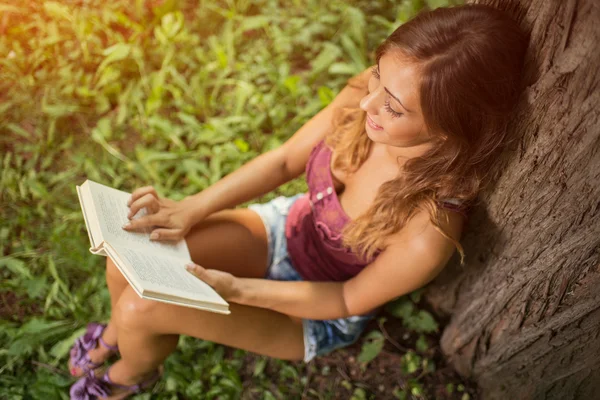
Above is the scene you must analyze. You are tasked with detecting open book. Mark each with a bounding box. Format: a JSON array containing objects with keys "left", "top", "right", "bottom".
[{"left": 76, "top": 179, "right": 230, "bottom": 314}]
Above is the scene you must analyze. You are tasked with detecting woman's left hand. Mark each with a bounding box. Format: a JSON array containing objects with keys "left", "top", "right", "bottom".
[{"left": 185, "top": 263, "right": 240, "bottom": 302}]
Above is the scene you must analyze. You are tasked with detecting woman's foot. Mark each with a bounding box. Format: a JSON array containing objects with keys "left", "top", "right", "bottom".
[
  {"left": 69, "top": 323, "right": 119, "bottom": 377},
  {"left": 70, "top": 365, "right": 163, "bottom": 400}
]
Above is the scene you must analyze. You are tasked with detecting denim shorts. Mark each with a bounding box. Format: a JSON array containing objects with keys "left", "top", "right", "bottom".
[{"left": 247, "top": 193, "right": 375, "bottom": 362}]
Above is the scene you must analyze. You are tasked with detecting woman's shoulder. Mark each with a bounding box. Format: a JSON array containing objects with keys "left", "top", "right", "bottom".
[
  {"left": 372, "top": 207, "right": 460, "bottom": 279},
  {"left": 383, "top": 206, "right": 464, "bottom": 252}
]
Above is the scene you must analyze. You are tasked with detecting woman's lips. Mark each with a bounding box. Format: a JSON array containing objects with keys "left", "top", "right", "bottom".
[{"left": 367, "top": 115, "right": 383, "bottom": 130}]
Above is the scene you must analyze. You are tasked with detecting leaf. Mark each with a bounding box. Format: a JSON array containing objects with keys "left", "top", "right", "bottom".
[
  {"left": 177, "top": 112, "right": 202, "bottom": 130},
  {"left": 44, "top": 281, "right": 59, "bottom": 313},
  {"left": 234, "top": 139, "right": 249, "bottom": 153},
  {"left": 160, "top": 11, "right": 184, "bottom": 38},
  {"left": 409, "top": 288, "right": 424, "bottom": 303},
  {"left": 0, "top": 257, "right": 32, "bottom": 279},
  {"left": 43, "top": 2, "right": 72, "bottom": 21},
  {"left": 233, "top": 80, "right": 255, "bottom": 115},
  {"left": 19, "top": 318, "right": 68, "bottom": 335},
  {"left": 415, "top": 334, "right": 429, "bottom": 352},
  {"left": 351, "top": 388, "right": 367, "bottom": 400},
  {"left": 97, "top": 43, "right": 131, "bottom": 74},
  {"left": 426, "top": 0, "right": 452, "bottom": 10},
  {"left": 25, "top": 276, "right": 47, "bottom": 299},
  {"left": 317, "top": 86, "right": 335, "bottom": 107},
  {"left": 396, "top": 0, "right": 424, "bottom": 25},
  {"left": 92, "top": 117, "right": 112, "bottom": 140},
  {"left": 49, "top": 327, "right": 86, "bottom": 360},
  {"left": 340, "top": 33, "right": 365, "bottom": 70},
  {"left": 263, "top": 392, "right": 277, "bottom": 400},
  {"left": 401, "top": 351, "right": 422, "bottom": 375},
  {"left": 41, "top": 90, "right": 80, "bottom": 118},
  {"left": 411, "top": 382, "right": 424, "bottom": 396},
  {"left": 343, "top": 6, "right": 366, "bottom": 47},
  {"left": 310, "top": 43, "right": 342, "bottom": 75},
  {"left": 0, "top": 4, "right": 25, "bottom": 13},
  {"left": 329, "top": 62, "right": 359, "bottom": 76},
  {"left": 240, "top": 15, "right": 270, "bottom": 32},
  {"left": 357, "top": 330, "right": 384, "bottom": 364},
  {"left": 408, "top": 310, "right": 439, "bottom": 333},
  {"left": 283, "top": 75, "right": 300, "bottom": 96},
  {"left": 253, "top": 358, "right": 267, "bottom": 377},
  {"left": 386, "top": 297, "right": 414, "bottom": 320}
]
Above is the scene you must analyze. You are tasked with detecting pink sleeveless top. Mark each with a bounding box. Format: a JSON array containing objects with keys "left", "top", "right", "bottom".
[{"left": 284, "top": 139, "right": 468, "bottom": 282}]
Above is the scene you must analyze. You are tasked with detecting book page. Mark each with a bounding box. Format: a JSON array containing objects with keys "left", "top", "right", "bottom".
[
  {"left": 108, "top": 242, "right": 228, "bottom": 307},
  {"left": 85, "top": 180, "right": 190, "bottom": 260},
  {"left": 76, "top": 184, "right": 102, "bottom": 250}
]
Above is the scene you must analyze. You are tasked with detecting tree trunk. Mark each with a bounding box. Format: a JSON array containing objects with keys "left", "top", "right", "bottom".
[{"left": 424, "top": 0, "right": 600, "bottom": 399}]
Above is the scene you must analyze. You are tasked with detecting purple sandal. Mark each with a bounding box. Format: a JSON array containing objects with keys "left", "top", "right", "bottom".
[
  {"left": 70, "top": 366, "right": 162, "bottom": 400},
  {"left": 69, "top": 323, "right": 119, "bottom": 377}
]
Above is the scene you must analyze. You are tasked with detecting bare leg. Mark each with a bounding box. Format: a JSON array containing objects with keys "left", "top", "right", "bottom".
[
  {"left": 101, "top": 258, "right": 129, "bottom": 346},
  {"left": 103, "top": 207, "right": 297, "bottom": 388},
  {"left": 108, "top": 286, "right": 304, "bottom": 387},
  {"left": 69, "top": 257, "right": 129, "bottom": 376}
]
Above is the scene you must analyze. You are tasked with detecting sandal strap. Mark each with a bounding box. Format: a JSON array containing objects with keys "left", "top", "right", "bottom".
[
  {"left": 74, "top": 353, "right": 103, "bottom": 369},
  {"left": 98, "top": 336, "right": 119, "bottom": 352},
  {"left": 69, "top": 322, "right": 118, "bottom": 376},
  {"left": 102, "top": 367, "right": 161, "bottom": 394}
]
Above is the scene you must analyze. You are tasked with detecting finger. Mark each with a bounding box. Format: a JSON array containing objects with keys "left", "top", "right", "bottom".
[
  {"left": 149, "top": 229, "right": 183, "bottom": 242},
  {"left": 185, "top": 263, "right": 210, "bottom": 283},
  {"left": 128, "top": 193, "right": 160, "bottom": 219},
  {"left": 122, "top": 213, "right": 166, "bottom": 231},
  {"left": 128, "top": 186, "right": 158, "bottom": 207}
]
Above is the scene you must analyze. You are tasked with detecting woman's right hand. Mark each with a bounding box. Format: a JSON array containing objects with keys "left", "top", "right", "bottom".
[{"left": 122, "top": 186, "right": 199, "bottom": 242}]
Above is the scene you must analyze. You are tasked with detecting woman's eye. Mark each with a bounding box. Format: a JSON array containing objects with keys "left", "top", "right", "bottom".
[
  {"left": 371, "top": 66, "right": 402, "bottom": 118},
  {"left": 371, "top": 67, "right": 380, "bottom": 79},
  {"left": 384, "top": 99, "right": 403, "bottom": 118}
]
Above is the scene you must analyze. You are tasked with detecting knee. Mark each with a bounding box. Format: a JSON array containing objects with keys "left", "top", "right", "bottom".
[{"left": 114, "top": 289, "right": 157, "bottom": 331}]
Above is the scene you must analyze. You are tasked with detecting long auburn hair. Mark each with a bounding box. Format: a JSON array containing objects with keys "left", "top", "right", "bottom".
[{"left": 325, "top": 1, "right": 529, "bottom": 266}]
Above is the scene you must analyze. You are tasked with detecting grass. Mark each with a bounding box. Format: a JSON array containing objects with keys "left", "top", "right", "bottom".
[{"left": 0, "top": 0, "right": 471, "bottom": 398}]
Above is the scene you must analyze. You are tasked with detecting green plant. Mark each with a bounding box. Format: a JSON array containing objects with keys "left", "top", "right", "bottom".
[{"left": 0, "top": 0, "right": 466, "bottom": 398}]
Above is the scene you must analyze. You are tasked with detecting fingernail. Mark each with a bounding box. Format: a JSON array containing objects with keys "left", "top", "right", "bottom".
[
  {"left": 150, "top": 232, "right": 159, "bottom": 240},
  {"left": 122, "top": 223, "right": 131, "bottom": 229}
]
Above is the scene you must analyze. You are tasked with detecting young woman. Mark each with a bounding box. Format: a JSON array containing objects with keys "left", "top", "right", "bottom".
[{"left": 69, "top": 3, "right": 528, "bottom": 398}]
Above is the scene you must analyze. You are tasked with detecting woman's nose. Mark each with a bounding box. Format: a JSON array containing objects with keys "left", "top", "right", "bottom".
[{"left": 359, "top": 90, "right": 380, "bottom": 115}]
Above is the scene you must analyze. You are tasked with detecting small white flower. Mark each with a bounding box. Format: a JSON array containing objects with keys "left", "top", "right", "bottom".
[{"left": 7, "top": 51, "right": 16, "bottom": 59}]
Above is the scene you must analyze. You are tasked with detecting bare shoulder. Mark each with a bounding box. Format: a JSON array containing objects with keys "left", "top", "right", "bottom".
[
  {"left": 341, "top": 207, "right": 466, "bottom": 316},
  {"left": 384, "top": 207, "right": 465, "bottom": 266}
]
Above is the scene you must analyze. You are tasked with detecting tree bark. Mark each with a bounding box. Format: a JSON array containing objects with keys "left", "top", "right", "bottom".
[{"left": 424, "top": 0, "right": 600, "bottom": 399}]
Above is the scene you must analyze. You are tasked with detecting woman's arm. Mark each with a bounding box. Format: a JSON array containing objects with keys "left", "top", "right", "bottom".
[
  {"left": 234, "top": 279, "right": 349, "bottom": 320},
  {"left": 231, "top": 223, "right": 453, "bottom": 320},
  {"left": 188, "top": 209, "right": 460, "bottom": 320},
  {"left": 124, "top": 68, "right": 374, "bottom": 238},
  {"left": 182, "top": 67, "right": 374, "bottom": 225}
]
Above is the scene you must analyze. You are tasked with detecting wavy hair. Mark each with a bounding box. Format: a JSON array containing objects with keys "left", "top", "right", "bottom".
[{"left": 325, "top": 1, "right": 529, "bottom": 266}]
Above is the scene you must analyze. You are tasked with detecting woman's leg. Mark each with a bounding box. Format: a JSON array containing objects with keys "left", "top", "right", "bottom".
[
  {"left": 104, "top": 207, "right": 299, "bottom": 386},
  {"left": 77, "top": 207, "right": 273, "bottom": 374},
  {"left": 108, "top": 288, "right": 304, "bottom": 386},
  {"left": 99, "top": 258, "right": 129, "bottom": 346}
]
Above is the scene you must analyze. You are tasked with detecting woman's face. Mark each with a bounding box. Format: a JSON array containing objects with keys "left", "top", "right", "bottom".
[{"left": 359, "top": 51, "right": 433, "bottom": 149}]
